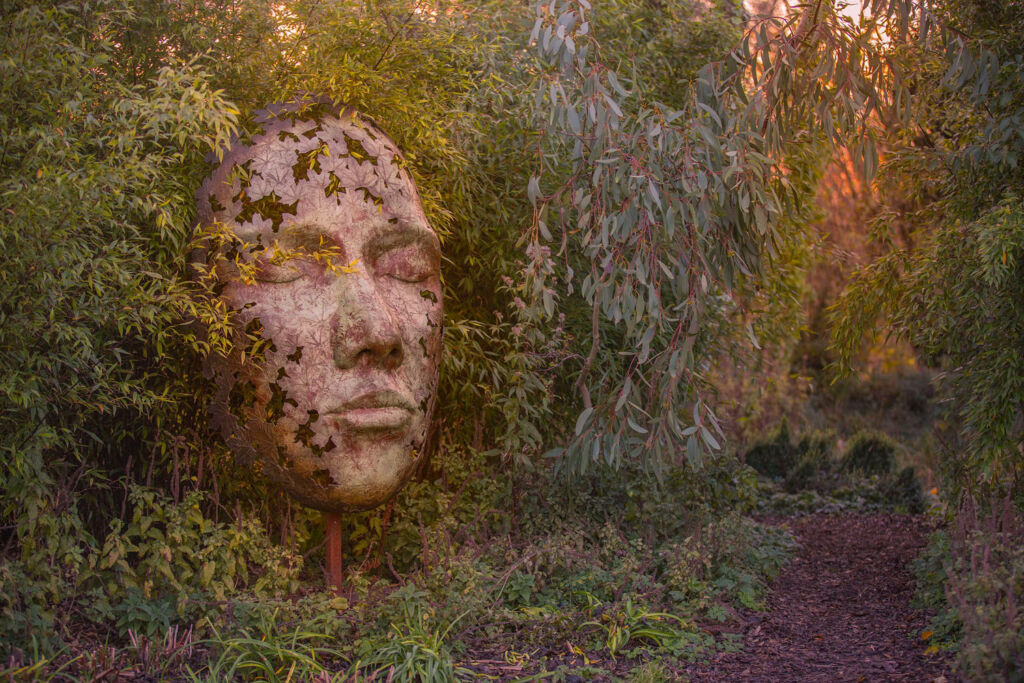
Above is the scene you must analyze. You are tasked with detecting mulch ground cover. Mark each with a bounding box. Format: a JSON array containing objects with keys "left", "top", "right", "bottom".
[{"left": 681, "top": 513, "right": 955, "bottom": 682}]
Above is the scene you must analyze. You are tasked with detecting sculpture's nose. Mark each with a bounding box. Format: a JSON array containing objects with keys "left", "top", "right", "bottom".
[{"left": 331, "top": 274, "right": 404, "bottom": 370}]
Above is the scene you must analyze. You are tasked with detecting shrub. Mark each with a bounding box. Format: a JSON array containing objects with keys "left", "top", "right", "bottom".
[
  {"left": 796, "top": 430, "right": 837, "bottom": 463},
  {"left": 744, "top": 420, "right": 798, "bottom": 479},
  {"left": 912, "top": 531, "right": 961, "bottom": 649},
  {"left": 841, "top": 429, "right": 897, "bottom": 475},
  {"left": 0, "top": 2, "right": 240, "bottom": 653},
  {"left": 882, "top": 466, "right": 925, "bottom": 514},
  {"left": 782, "top": 459, "right": 819, "bottom": 493},
  {"left": 79, "top": 487, "right": 302, "bottom": 637},
  {"left": 745, "top": 423, "right": 838, "bottom": 489},
  {"left": 947, "top": 496, "right": 1024, "bottom": 680},
  {"left": 783, "top": 429, "right": 837, "bottom": 492}
]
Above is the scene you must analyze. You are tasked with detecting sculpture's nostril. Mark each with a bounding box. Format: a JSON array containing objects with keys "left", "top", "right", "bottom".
[{"left": 332, "top": 293, "right": 404, "bottom": 371}]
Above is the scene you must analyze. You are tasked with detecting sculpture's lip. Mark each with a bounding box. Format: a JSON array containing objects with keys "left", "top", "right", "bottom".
[{"left": 323, "top": 390, "right": 416, "bottom": 433}]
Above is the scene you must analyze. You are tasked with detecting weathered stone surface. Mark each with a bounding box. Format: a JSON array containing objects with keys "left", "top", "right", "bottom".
[{"left": 194, "top": 102, "right": 442, "bottom": 512}]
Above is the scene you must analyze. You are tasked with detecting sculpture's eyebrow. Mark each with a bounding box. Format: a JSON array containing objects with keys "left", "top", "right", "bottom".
[
  {"left": 275, "top": 224, "right": 337, "bottom": 252},
  {"left": 367, "top": 223, "right": 440, "bottom": 262}
]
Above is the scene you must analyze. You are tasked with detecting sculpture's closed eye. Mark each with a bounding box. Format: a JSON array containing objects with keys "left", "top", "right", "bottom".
[
  {"left": 253, "top": 251, "right": 305, "bottom": 283},
  {"left": 253, "top": 241, "right": 349, "bottom": 283},
  {"left": 374, "top": 245, "right": 437, "bottom": 283}
]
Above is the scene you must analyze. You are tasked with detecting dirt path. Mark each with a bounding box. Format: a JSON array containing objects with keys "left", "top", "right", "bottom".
[{"left": 682, "top": 513, "right": 954, "bottom": 682}]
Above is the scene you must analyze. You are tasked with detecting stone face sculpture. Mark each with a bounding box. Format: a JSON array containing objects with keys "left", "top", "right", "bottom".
[{"left": 194, "top": 103, "right": 442, "bottom": 513}]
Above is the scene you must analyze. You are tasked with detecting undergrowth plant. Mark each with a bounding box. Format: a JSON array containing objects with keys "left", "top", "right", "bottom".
[
  {"left": 946, "top": 496, "right": 1024, "bottom": 679},
  {"left": 580, "top": 596, "right": 700, "bottom": 658},
  {"left": 79, "top": 487, "right": 302, "bottom": 637},
  {"left": 355, "top": 598, "right": 468, "bottom": 682},
  {"left": 0, "top": 443, "right": 795, "bottom": 679},
  {"left": 188, "top": 621, "right": 344, "bottom": 683},
  {"left": 744, "top": 420, "right": 799, "bottom": 479},
  {"left": 914, "top": 495, "right": 1024, "bottom": 680},
  {"left": 841, "top": 430, "right": 897, "bottom": 476}
]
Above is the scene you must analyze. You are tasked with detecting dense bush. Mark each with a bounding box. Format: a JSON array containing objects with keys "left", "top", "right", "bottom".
[
  {"left": 882, "top": 467, "right": 926, "bottom": 515},
  {"left": 916, "top": 498, "right": 1024, "bottom": 680},
  {"left": 743, "top": 422, "right": 839, "bottom": 485},
  {"left": 948, "top": 498, "right": 1024, "bottom": 679},
  {"left": 743, "top": 420, "right": 798, "bottom": 479},
  {"left": 782, "top": 430, "right": 837, "bottom": 493},
  {"left": 0, "top": 1, "right": 242, "bottom": 653},
  {"left": 830, "top": 0, "right": 1024, "bottom": 499},
  {"left": 841, "top": 430, "right": 898, "bottom": 476}
]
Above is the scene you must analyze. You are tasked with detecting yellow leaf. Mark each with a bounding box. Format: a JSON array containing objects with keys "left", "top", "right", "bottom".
[{"left": 921, "top": 630, "right": 934, "bottom": 640}]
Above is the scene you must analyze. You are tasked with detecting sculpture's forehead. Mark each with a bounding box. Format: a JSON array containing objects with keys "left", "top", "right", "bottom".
[
  {"left": 248, "top": 115, "right": 402, "bottom": 175},
  {"left": 199, "top": 114, "right": 425, "bottom": 232}
]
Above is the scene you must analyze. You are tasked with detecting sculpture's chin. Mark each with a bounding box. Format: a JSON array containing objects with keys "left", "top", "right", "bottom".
[
  {"left": 276, "top": 464, "right": 415, "bottom": 512},
  {"left": 247, "top": 416, "right": 422, "bottom": 513},
  {"left": 206, "top": 363, "right": 430, "bottom": 513},
  {"left": 292, "top": 446, "right": 417, "bottom": 512}
]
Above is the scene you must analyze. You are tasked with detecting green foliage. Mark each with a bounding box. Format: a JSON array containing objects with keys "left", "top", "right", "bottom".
[
  {"left": 744, "top": 419, "right": 797, "bottom": 479},
  {"left": 659, "top": 513, "right": 794, "bottom": 614},
  {"left": 944, "top": 497, "right": 1024, "bottom": 680},
  {"left": 0, "top": 0, "right": 550, "bottom": 655},
  {"left": 781, "top": 459, "right": 819, "bottom": 496},
  {"left": 80, "top": 488, "right": 302, "bottom": 637},
  {"left": 627, "top": 660, "right": 673, "bottom": 683},
  {"left": 8, "top": 0, "right": 1013, "bottom": 674},
  {"left": 188, "top": 620, "right": 344, "bottom": 682},
  {"left": 0, "top": 0, "right": 241, "bottom": 652},
  {"left": 580, "top": 596, "right": 698, "bottom": 658},
  {"left": 829, "top": 0, "right": 1024, "bottom": 497},
  {"left": 783, "top": 430, "right": 836, "bottom": 493},
  {"left": 841, "top": 430, "right": 898, "bottom": 476},
  {"left": 759, "top": 482, "right": 908, "bottom": 516},
  {"left": 3, "top": 459, "right": 792, "bottom": 679},
  {"left": 0, "top": 654, "right": 74, "bottom": 683},
  {"left": 796, "top": 430, "right": 837, "bottom": 463},
  {"left": 912, "top": 530, "right": 963, "bottom": 652},
  {"left": 325, "top": 463, "right": 787, "bottom": 676},
  {"left": 526, "top": 0, "right": 768, "bottom": 476},
  {"left": 523, "top": 0, "right": 947, "bottom": 477},
  {"left": 883, "top": 466, "right": 926, "bottom": 514},
  {"left": 355, "top": 589, "right": 467, "bottom": 682}
]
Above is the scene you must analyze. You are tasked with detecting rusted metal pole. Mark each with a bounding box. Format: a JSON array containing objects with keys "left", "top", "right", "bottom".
[{"left": 324, "top": 512, "right": 343, "bottom": 593}]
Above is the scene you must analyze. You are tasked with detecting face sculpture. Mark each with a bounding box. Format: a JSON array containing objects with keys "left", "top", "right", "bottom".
[{"left": 195, "top": 105, "right": 442, "bottom": 512}]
